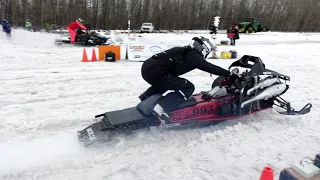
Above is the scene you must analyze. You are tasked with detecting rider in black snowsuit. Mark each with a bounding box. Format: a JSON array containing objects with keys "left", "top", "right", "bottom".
[{"left": 140, "top": 36, "right": 231, "bottom": 123}]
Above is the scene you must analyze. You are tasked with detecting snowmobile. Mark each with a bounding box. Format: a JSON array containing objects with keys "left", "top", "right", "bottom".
[
  {"left": 77, "top": 55, "right": 312, "bottom": 146},
  {"left": 54, "top": 29, "right": 113, "bottom": 47}
]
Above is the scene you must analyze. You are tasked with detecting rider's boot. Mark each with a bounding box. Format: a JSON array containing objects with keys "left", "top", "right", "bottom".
[{"left": 151, "top": 104, "right": 172, "bottom": 124}]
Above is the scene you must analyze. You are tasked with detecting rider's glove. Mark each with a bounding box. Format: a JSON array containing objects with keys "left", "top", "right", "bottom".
[
  {"left": 220, "top": 71, "right": 239, "bottom": 86},
  {"left": 229, "top": 71, "right": 239, "bottom": 82}
]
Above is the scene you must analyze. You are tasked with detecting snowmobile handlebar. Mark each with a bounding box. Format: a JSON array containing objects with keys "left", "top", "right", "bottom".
[{"left": 218, "top": 69, "right": 257, "bottom": 94}]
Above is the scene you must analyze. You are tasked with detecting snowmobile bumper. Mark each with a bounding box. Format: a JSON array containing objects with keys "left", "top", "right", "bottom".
[{"left": 77, "top": 121, "right": 109, "bottom": 146}]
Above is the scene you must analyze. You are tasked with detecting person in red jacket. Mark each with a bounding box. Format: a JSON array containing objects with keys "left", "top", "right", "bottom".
[{"left": 67, "top": 18, "right": 87, "bottom": 43}]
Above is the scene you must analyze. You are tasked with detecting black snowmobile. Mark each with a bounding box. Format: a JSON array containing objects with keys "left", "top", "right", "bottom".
[
  {"left": 77, "top": 55, "right": 312, "bottom": 146},
  {"left": 54, "top": 29, "right": 112, "bottom": 47}
]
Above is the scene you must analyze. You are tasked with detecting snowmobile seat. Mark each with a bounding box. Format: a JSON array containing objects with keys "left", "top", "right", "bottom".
[
  {"left": 136, "top": 94, "right": 198, "bottom": 116},
  {"left": 136, "top": 94, "right": 163, "bottom": 116},
  {"left": 102, "top": 107, "right": 147, "bottom": 127},
  {"left": 103, "top": 95, "right": 198, "bottom": 128},
  {"left": 175, "top": 97, "right": 197, "bottom": 109}
]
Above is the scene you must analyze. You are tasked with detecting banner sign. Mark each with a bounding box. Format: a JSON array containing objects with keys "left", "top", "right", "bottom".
[{"left": 127, "top": 44, "right": 169, "bottom": 61}]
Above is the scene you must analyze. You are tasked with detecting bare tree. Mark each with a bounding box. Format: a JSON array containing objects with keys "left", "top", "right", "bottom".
[{"left": 2, "top": 0, "right": 320, "bottom": 32}]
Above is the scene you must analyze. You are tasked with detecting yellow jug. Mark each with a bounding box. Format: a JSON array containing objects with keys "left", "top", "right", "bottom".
[{"left": 220, "top": 51, "right": 232, "bottom": 59}]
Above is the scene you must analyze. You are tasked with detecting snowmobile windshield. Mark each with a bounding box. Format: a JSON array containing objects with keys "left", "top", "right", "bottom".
[
  {"left": 247, "top": 59, "right": 290, "bottom": 80},
  {"left": 229, "top": 55, "right": 290, "bottom": 80}
]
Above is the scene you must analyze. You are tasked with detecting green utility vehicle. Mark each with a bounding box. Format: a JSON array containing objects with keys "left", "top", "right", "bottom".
[{"left": 238, "top": 17, "right": 269, "bottom": 33}]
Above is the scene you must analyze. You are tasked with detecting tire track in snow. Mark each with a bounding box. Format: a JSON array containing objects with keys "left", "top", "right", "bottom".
[{"left": 1, "top": 111, "right": 319, "bottom": 180}]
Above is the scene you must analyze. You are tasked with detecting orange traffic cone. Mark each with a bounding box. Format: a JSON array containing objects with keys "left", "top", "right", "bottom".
[
  {"left": 91, "top": 48, "right": 97, "bottom": 61},
  {"left": 259, "top": 166, "right": 274, "bottom": 180},
  {"left": 82, "top": 48, "right": 89, "bottom": 62}
]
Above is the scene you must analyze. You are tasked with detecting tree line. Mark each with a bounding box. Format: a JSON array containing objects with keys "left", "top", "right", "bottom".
[{"left": 1, "top": 0, "right": 320, "bottom": 32}]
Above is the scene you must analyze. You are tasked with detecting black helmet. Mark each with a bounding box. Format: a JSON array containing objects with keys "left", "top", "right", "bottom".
[
  {"left": 191, "top": 36, "right": 215, "bottom": 59},
  {"left": 4, "top": 14, "right": 9, "bottom": 19}
]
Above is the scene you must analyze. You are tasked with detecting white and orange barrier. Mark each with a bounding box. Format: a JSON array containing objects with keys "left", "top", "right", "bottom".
[{"left": 80, "top": 43, "right": 171, "bottom": 62}]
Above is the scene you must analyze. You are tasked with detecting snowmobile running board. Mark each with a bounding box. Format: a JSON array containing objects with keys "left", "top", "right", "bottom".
[{"left": 77, "top": 98, "right": 312, "bottom": 147}]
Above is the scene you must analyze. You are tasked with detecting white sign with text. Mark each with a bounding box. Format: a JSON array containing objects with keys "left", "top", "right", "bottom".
[{"left": 127, "top": 44, "right": 169, "bottom": 61}]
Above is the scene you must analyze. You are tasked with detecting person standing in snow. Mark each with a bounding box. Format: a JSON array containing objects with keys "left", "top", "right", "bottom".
[
  {"left": 208, "top": 23, "right": 218, "bottom": 58},
  {"left": 66, "top": 18, "right": 87, "bottom": 44},
  {"left": 1, "top": 14, "right": 11, "bottom": 35},
  {"left": 230, "top": 23, "right": 239, "bottom": 46},
  {"left": 209, "top": 23, "right": 217, "bottom": 38}
]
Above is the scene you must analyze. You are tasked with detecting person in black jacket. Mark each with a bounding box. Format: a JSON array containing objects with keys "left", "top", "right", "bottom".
[
  {"left": 1, "top": 14, "right": 11, "bottom": 34},
  {"left": 139, "top": 36, "right": 232, "bottom": 124}
]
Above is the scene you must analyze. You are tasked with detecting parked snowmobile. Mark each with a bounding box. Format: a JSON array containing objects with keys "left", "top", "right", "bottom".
[
  {"left": 54, "top": 30, "right": 113, "bottom": 47},
  {"left": 77, "top": 55, "right": 312, "bottom": 146}
]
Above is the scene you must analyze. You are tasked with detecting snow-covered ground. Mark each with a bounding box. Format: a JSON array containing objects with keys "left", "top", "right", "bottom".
[{"left": 0, "top": 30, "right": 320, "bottom": 180}]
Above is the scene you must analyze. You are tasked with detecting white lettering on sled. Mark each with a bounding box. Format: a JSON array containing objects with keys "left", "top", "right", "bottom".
[{"left": 86, "top": 128, "right": 96, "bottom": 140}]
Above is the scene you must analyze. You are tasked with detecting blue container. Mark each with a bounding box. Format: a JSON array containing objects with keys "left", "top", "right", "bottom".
[
  {"left": 220, "top": 40, "right": 229, "bottom": 45},
  {"left": 279, "top": 168, "right": 298, "bottom": 180},
  {"left": 230, "top": 50, "right": 237, "bottom": 58}
]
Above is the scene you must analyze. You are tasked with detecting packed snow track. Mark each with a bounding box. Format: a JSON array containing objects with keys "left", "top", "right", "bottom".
[{"left": 0, "top": 30, "right": 319, "bottom": 180}]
